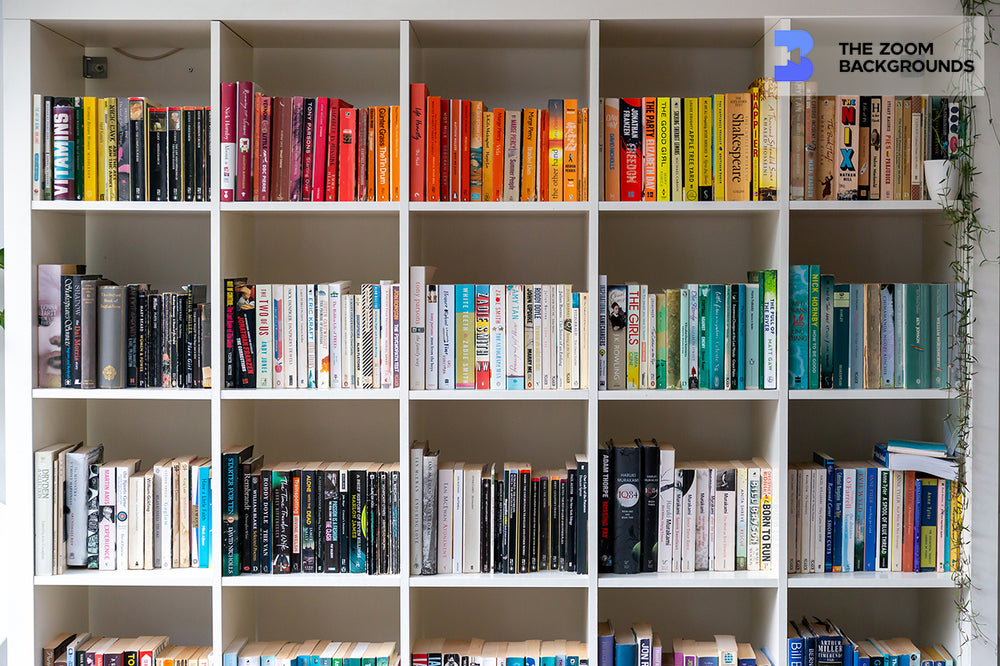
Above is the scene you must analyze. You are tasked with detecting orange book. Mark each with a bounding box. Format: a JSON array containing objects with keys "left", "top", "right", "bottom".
[
  {"left": 521, "top": 108, "right": 538, "bottom": 201},
  {"left": 426, "top": 96, "right": 441, "bottom": 202},
  {"left": 563, "top": 99, "right": 579, "bottom": 201},
  {"left": 470, "top": 101, "right": 484, "bottom": 200},
  {"left": 375, "top": 105, "right": 390, "bottom": 202},
  {"left": 548, "top": 99, "right": 564, "bottom": 201},
  {"left": 642, "top": 97, "right": 656, "bottom": 201},
  {"left": 539, "top": 108, "right": 549, "bottom": 201},
  {"left": 482, "top": 110, "right": 494, "bottom": 201},
  {"left": 391, "top": 105, "right": 400, "bottom": 201},
  {"left": 461, "top": 99, "right": 471, "bottom": 201},
  {"left": 367, "top": 107, "right": 376, "bottom": 201},
  {"left": 491, "top": 108, "right": 505, "bottom": 202},
  {"left": 579, "top": 107, "right": 589, "bottom": 201},
  {"left": 451, "top": 98, "right": 461, "bottom": 202}
]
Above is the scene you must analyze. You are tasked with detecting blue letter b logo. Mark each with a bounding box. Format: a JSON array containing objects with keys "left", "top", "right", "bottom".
[{"left": 775, "top": 30, "right": 814, "bottom": 82}]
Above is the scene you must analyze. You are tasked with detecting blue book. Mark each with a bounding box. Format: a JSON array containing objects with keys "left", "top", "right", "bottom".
[
  {"left": 614, "top": 631, "right": 637, "bottom": 666},
  {"left": 813, "top": 451, "right": 836, "bottom": 572},
  {"left": 864, "top": 466, "right": 878, "bottom": 571},
  {"left": 789, "top": 265, "right": 810, "bottom": 389},
  {"left": 598, "top": 624, "right": 614, "bottom": 666},
  {"left": 709, "top": 284, "right": 726, "bottom": 389},
  {"left": 914, "top": 478, "right": 923, "bottom": 572},
  {"left": 567, "top": 654, "right": 579, "bottom": 666},
  {"left": 832, "top": 467, "right": 844, "bottom": 571},
  {"left": 854, "top": 467, "right": 866, "bottom": 572},
  {"left": 788, "top": 622, "right": 805, "bottom": 666},
  {"left": 509, "top": 655, "right": 526, "bottom": 666},
  {"left": 808, "top": 265, "right": 820, "bottom": 389},
  {"left": 694, "top": 641, "right": 718, "bottom": 666},
  {"left": 920, "top": 478, "right": 939, "bottom": 572},
  {"left": 223, "top": 637, "right": 248, "bottom": 666},
  {"left": 199, "top": 464, "right": 212, "bottom": 567},
  {"left": 736, "top": 283, "right": 746, "bottom": 390},
  {"left": 833, "top": 284, "right": 851, "bottom": 388},
  {"left": 944, "top": 479, "right": 952, "bottom": 572},
  {"left": 262, "top": 646, "right": 278, "bottom": 666},
  {"left": 849, "top": 283, "right": 865, "bottom": 388}
]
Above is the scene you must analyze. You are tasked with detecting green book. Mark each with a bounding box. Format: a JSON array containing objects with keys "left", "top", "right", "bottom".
[
  {"left": 665, "top": 289, "right": 681, "bottom": 389},
  {"left": 930, "top": 283, "right": 949, "bottom": 388},
  {"left": 655, "top": 292, "right": 667, "bottom": 389},
  {"left": 904, "top": 283, "right": 931, "bottom": 388}
]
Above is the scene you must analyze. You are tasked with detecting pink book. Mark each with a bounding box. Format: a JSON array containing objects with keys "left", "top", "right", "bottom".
[
  {"left": 236, "top": 81, "right": 254, "bottom": 201},
  {"left": 289, "top": 96, "right": 304, "bottom": 201},
  {"left": 258, "top": 95, "right": 272, "bottom": 201},
  {"left": 324, "top": 98, "right": 352, "bottom": 201},
  {"left": 301, "top": 97, "right": 316, "bottom": 201},
  {"left": 410, "top": 83, "right": 428, "bottom": 201},
  {"left": 312, "top": 97, "right": 329, "bottom": 201},
  {"left": 220, "top": 82, "right": 236, "bottom": 201}
]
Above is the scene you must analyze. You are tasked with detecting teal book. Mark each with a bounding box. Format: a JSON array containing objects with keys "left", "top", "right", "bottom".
[
  {"left": 820, "top": 274, "right": 834, "bottom": 388},
  {"left": 833, "top": 284, "right": 850, "bottom": 388},
  {"left": 929, "top": 283, "right": 949, "bottom": 388},
  {"left": 655, "top": 293, "right": 666, "bottom": 389},
  {"left": 509, "top": 656, "right": 526, "bottom": 666},
  {"left": 724, "top": 283, "right": 732, "bottom": 389},
  {"left": 709, "top": 284, "right": 725, "bottom": 389},
  {"left": 698, "top": 285, "right": 710, "bottom": 386},
  {"left": 894, "top": 283, "right": 906, "bottom": 387},
  {"left": 199, "top": 463, "right": 212, "bottom": 567},
  {"left": 808, "top": 265, "right": 820, "bottom": 389},
  {"left": 679, "top": 287, "right": 690, "bottom": 389},
  {"left": 614, "top": 631, "right": 637, "bottom": 666},
  {"left": 880, "top": 284, "right": 896, "bottom": 387},
  {"left": 736, "top": 283, "right": 746, "bottom": 390},
  {"left": 745, "top": 283, "right": 759, "bottom": 389},
  {"left": 905, "top": 283, "right": 931, "bottom": 388},
  {"left": 789, "top": 266, "right": 810, "bottom": 389}
]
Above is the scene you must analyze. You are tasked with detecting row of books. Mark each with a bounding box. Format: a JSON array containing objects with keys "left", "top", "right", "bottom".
[
  {"left": 410, "top": 267, "right": 590, "bottom": 391},
  {"left": 788, "top": 267, "right": 952, "bottom": 390},
  {"left": 599, "top": 440, "right": 773, "bottom": 575},
  {"left": 410, "top": 85, "right": 588, "bottom": 202},
  {"left": 787, "top": 618, "right": 956, "bottom": 666},
  {"left": 32, "top": 96, "right": 211, "bottom": 202},
  {"left": 34, "top": 442, "right": 212, "bottom": 575},
  {"left": 38, "top": 264, "right": 210, "bottom": 389},
  {"left": 410, "top": 444, "right": 588, "bottom": 575},
  {"left": 411, "top": 639, "right": 587, "bottom": 666},
  {"left": 600, "top": 622, "right": 770, "bottom": 666},
  {"left": 225, "top": 280, "right": 401, "bottom": 390},
  {"left": 788, "top": 90, "right": 961, "bottom": 201},
  {"left": 220, "top": 83, "right": 401, "bottom": 202},
  {"left": 789, "top": 444, "right": 959, "bottom": 575},
  {"left": 43, "top": 633, "right": 208, "bottom": 666},
  {"left": 601, "top": 79, "right": 778, "bottom": 203},
  {"left": 222, "top": 445, "right": 400, "bottom": 576},
  {"left": 598, "top": 273, "right": 778, "bottom": 391},
  {"left": 225, "top": 639, "right": 399, "bottom": 666}
]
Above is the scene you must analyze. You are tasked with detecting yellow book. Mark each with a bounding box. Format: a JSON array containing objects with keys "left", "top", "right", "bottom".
[
  {"left": 521, "top": 108, "right": 538, "bottom": 201},
  {"left": 391, "top": 105, "right": 400, "bottom": 202},
  {"left": 670, "top": 98, "right": 682, "bottom": 201},
  {"left": 375, "top": 105, "right": 390, "bottom": 202},
  {"left": 656, "top": 97, "right": 671, "bottom": 201},
  {"left": 95, "top": 97, "right": 107, "bottom": 201},
  {"left": 698, "top": 96, "right": 712, "bottom": 201},
  {"left": 683, "top": 97, "right": 698, "bottom": 201},
  {"left": 470, "top": 100, "right": 484, "bottom": 201},
  {"left": 752, "top": 77, "right": 779, "bottom": 201},
  {"left": 82, "top": 97, "right": 97, "bottom": 201},
  {"left": 713, "top": 94, "right": 726, "bottom": 201},
  {"left": 548, "top": 98, "right": 564, "bottom": 201},
  {"left": 563, "top": 99, "right": 578, "bottom": 201},
  {"left": 951, "top": 482, "right": 962, "bottom": 570},
  {"left": 579, "top": 107, "right": 588, "bottom": 202},
  {"left": 482, "top": 110, "right": 494, "bottom": 202},
  {"left": 749, "top": 85, "right": 760, "bottom": 201}
]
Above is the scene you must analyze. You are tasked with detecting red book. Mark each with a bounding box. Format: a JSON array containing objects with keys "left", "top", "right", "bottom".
[
  {"left": 301, "top": 97, "right": 316, "bottom": 201},
  {"left": 220, "top": 82, "right": 236, "bottom": 201},
  {"left": 440, "top": 99, "right": 451, "bottom": 201},
  {"left": 461, "top": 99, "right": 471, "bottom": 201},
  {"left": 410, "top": 83, "right": 428, "bottom": 201},
  {"left": 324, "top": 98, "right": 351, "bottom": 201},
  {"left": 491, "top": 108, "right": 505, "bottom": 201},
  {"left": 252, "top": 91, "right": 264, "bottom": 201},
  {"left": 338, "top": 107, "right": 357, "bottom": 202},
  {"left": 450, "top": 98, "right": 461, "bottom": 202},
  {"left": 311, "top": 97, "right": 328, "bottom": 202},
  {"left": 258, "top": 95, "right": 272, "bottom": 201},
  {"left": 903, "top": 470, "right": 916, "bottom": 572},
  {"left": 426, "top": 96, "right": 441, "bottom": 202},
  {"left": 539, "top": 109, "right": 549, "bottom": 201},
  {"left": 236, "top": 81, "right": 254, "bottom": 201},
  {"left": 289, "top": 96, "right": 304, "bottom": 201}
]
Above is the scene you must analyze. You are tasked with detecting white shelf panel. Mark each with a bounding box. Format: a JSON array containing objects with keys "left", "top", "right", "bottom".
[
  {"left": 34, "top": 568, "right": 214, "bottom": 587},
  {"left": 32, "top": 388, "right": 212, "bottom": 400},
  {"left": 222, "top": 202, "right": 400, "bottom": 214},
  {"left": 221, "top": 388, "right": 401, "bottom": 400},
  {"left": 222, "top": 573, "right": 401, "bottom": 588},
  {"left": 32, "top": 201, "right": 213, "bottom": 213},
  {"left": 409, "top": 390, "right": 588, "bottom": 401},
  {"left": 598, "top": 389, "right": 779, "bottom": 401},
  {"left": 598, "top": 571, "right": 779, "bottom": 588},
  {"left": 599, "top": 201, "right": 780, "bottom": 213},
  {"left": 788, "top": 572, "right": 957, "bottom": 589},
  {"left": 410, "top": 202, "right": 590, "bottom": 213},
  {"left": 789, "top": 200, "right": 942, "bottom": 213},
  {"left": 789, "top": 389, "right": 950, "bottom": 401},
  {"left": 410, "top": 573, "right": 588, "bottom": 588}
]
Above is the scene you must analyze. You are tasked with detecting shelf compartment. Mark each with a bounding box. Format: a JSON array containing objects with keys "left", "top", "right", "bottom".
[
  {"left": 222, "top": 202, "right": 401, "bottom": 214},
  {"left": 790, "top": 200, "right": 942, "bottom": 213},
  {"left": 599, "top": 570, "right": 778, "bottom": 588},
  {"left": 222, "top": 573, "right": 401, "bottom": 588},
  {"left": 411, "top": 202, "right": 590, "bottom": 214},
  {"left": 789, "top": 389, "right": 951, "bottom": 400},
  {"left": 788, "top": 572, "right": 957, "bottom": 589},
  {"left": 222, "top": 389, "right": 401, "bottom": 400},
  {"left": 34, "top": 568, "right": 213, "bottom": 587},
  {"left": 32, "top": 201, "right": 214, "bottom": 214},
  {"left": 599, "top": 202, "right": 780, "bottom": 214},
  {"left": 410, "top": 573, "right": 587, "bottom": 588},
  {"left": 598, "top": 390, "right": 778, "bottom": 401},
  {"left": 33, "top": 388, "right": 211, "bottom": 400},
  {"left": 409, "top": 390, "right": 588, "bottom": 401}
]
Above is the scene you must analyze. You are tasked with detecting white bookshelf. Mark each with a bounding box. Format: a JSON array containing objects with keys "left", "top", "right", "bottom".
[{"left": 3, "top": 7, "right": 997, "bottom": 666}]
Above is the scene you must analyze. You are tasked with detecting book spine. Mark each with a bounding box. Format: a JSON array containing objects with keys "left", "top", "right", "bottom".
[
  {"left": 604, "top": 98, "right": 620, "bottom": 201},
  {"left": 475, "top": 285, "right": 491, "bottom": 389},
  {"left": 619, "top": 98, "right": 640, "bottom": 201},
  {"left": 410, "top": 267, "right": 429, "bottom": 390},
  {"left": 426, "top": 285, "right": 439, "bottom": 390}
]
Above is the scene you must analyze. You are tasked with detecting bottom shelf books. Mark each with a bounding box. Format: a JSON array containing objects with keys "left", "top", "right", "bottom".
[
  {"left": 43, "top": 633, "right": 210, "bottom": 666},
  {"left": 412, "top": 639, "right": 586, "bottom": 666},
  {"left": 225, "top": 639, "right": 398, "bottom": 666},
  {"left": 787, "top": 618, "right": 956, "bottom": 666},
  {"left": 599, "top": 621, "right": 771, "bottom": 666}
]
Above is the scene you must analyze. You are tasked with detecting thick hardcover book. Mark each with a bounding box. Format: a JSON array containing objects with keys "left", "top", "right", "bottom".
[
  {"left": 724, "top": 93, "right": 751, "bottom": 201},
  {"left": 836, "top": 95, "right": 860, "bottom": 199},
  {"left": 611, "top": 441, "right": 641, "bottom": 574},
  {"left": 819, "top": 274, "right": 835, "bottom": 388},
  {"left": 289, "top": 96, "right": 305, "bottom": 200},
  {"left": 147, "top": 108, "right": 168, "bottom": 201},
  {"left": 619, "top": 98, "right": 641, "bottom": 201},
  {"left": 96, "top": 284, "right": 125, "bottom": 388},
  {"left": 604, "top": 98, "right": 620, "bottom": 201},
  {"left": 638, "top": 440, "right": 659, "bottom": 572},
  {"left": 222, "top": 445, "right": 253, "bottom": 575}
]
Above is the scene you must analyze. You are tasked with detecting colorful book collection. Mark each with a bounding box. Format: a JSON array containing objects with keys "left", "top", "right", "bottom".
[
  {"left": 601, "top": 78, "right": 778, "bottom": 202},
  {"left": 599, "top": 272, "right": 778, "bottom": 391},
  {"left": 222, "top": 445, "right": 400, "bottom": 576},
  {"left": 411, "top": 638, "right": 586, "bottom": 666},
  {"left": 32, "top": 95, "right": 211, "bottom": 202},
  {"left": 42, "top": 633, "right": 209, "bottom": 666},
  {"left": 410, "top": 267, "right": 589, "bottom": 391},
  {"left": 600, "top": 622, "right": 771, "bottom": 666},
  {"left": 225, "top": 638, "right": 399, "bottom": 666},
  {"left": 789, "top": 442, "right": 959, "bottom": 575},
  {"left": 599, "top": 440, "right": 772, "bottom": 575},
  {"left": 787, "top": 266, "right": 952, "bottom": 390},
  {"left": 788, "top": 88, "right": 961, "bottom": 201},
  {"left": 409, "top": 84, "right": 588, "bottom": 202},
  {"left": 34, "top": 442, "right": 212, "bottom": 576},
  {"left": 225, "top": 279, "right": 401, "bottom": 390},
  {"left": 410, "top": 444, "right": 588, "bottom": 576},
  {"left": 220, "top": 82, "right": 400, "bottom": 202},
  {"left": 37, "top": 265, "right": 210, "bottom": 389},
  {"left": 787, "top": 618, "right": 955, "bottom": 666}
]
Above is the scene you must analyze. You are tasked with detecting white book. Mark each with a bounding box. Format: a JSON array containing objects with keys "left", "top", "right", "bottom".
[
  {"left": 734, "top": 461, "right": 748, "bottom": 571},
  {"left": 34, "top": 442, "right": 76, "bottom": 575},
  {"left": 341, "top": 293, "right": 356, "bottom": 389},
  {"left": 297, "top": 284, "right": 309, "bottom": 388},
  {"left": 755, "top": 457, "right": 773, "bottom": 571},
  {"left": 371, "top": 284, "right": 382, "bottom": 389},
  {"left": 598, "top": 274, "right": 608, "bottom": 389},
  {"left": 813, "top": 465, "right": 826, "bottom": 573},
  {"left": 32, "top": 94, "right": 42, "bottom": 199},
  {"left": 153, "top": 459, "right": 173, "bottom": 569},
  {"left": 748, "top": 464, "right": 762, "bottom": 572},
  {"left": 679, "top": 287, "right": 690, "bottom": 389},
  {"left": 354, "top": 294, "right": 364, "bottom": 388},
  {"left": 841, "top": 465, "right": 856, "bottom": 573},
  {"left": 329, "top": 281, "right": 350, "bottom": 389},
  {"left": 65, "top": 444, "right": 103, "bottom": 567},
  {"left": 272, "top": 285, "right": 285, "bottom": 388},
  {"left": 316, "top": 283, "right": 330, "bottom": 389},
  {"left": 532, "top": 285, "right": 543, "bottom": 390},
  {"left": 453, "top": 462, "right": 464, "bottom": 573},
  {"left": 657, "top": 443, "right": 676, "bottom": 572},
  {"left": 556, "top": 285, "right": 567, "bottom": 389},
  {"left": 680, "top": 468, "right": 697, "bottom": 572},
  {"left": 489, "top": 284, "right": 505, "bottom": 390},
  {"left": 177, "top": 455, "right": 195, "bottom": 568},
  {"left": 256, "top": 284, "right": 272, "bottom": 388},
  {"left": 438, "top": 464, "right": 454, "bottom": 574},
  {"left": 464, "top": 465, "right": 482, "bottom": 573},
  {"left": 801, "top": 464, "right": 813, "bottom": 572},
  {"left": 306, "top": 283, "right": 317, "bottom": 388},
  {"left": 745, "top": 283, "right": 760, "bottom": 389},
  {"left": 506, "top": 285, "right": 524, "bottom": 389},
  {"left": 426, "top": 284, "right": 439, "bottom": 390},
  {"left": 98, "top": 464, "right": 117, "bottom": 570},
  {"left": 580, "top": 292, "right": 590, "bottom": 389},
  {"left": 381, "top": 279, "right": 393, "bottom": 389},
  {"left": 283, "top": 284, "right": 297, "bottom": 388},
  {"left": 571, "top": 292, "right": 581, "bottom": 389},
  {"left": 694, "top": 465, "right": 710, "bottom": 571},
  {"left": 438, "top": 284, "right": 455, "bottom": 389},
  {"left": 639, "top": 283, "right": 648, "bottom": 388},
  {"left": 687, "top": 283, "right": 700, "bottom": 388},
  {"left": 54, "top": 445, "right": 76, "bottom": 574},
  {"left": 891, "top": 469, "right": 904, "bottom": 571},
  {"left": 410, "top": 266, "right": 436, "bottom": 390},
  {"left": 540, "top": 285, "right": 552, "bottom": 389},
  {"left": 143, "top": 468, "right": 154, "bottom": 569},
  {"left": 707, "top": 467, "right": 716, "bottom": 570},
  {"left": 115, "top": 460, "right": 140, "bottom": 571},
  {"left": 128, "top": 475, "right": 145, "bottom": 569},
  {"left": 393, "top": 284, "right": 402, "bottom": 387},
  {"left": 410, "top": 444, "right": 424, "bottom": 575},
  {"left": 551, "top": 285, "right": 561, "bottom": 389},
  {"left": 672, "top": 468, "right": 684, "bottom": 572},
  {"left": 562, "top": 286, "right": 573, "bottom": 389}
]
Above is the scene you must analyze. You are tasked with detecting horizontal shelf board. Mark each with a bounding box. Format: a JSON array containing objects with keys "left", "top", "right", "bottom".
[
  {"left": 409, "top": 390, "right": 588, "bottom": 401},
  {"left": 410, "top": 573, "right": 588, "bottom": 588},
  {"left": 34, "top": 568, "right": 213, "bottom": 587},
  {"left": 222, "top": 573, "right": 400, "bottom": 587},
  {"left": 33, "top": 388, "right": 211, "bottom": 401},
  {"left": 788, "top": 572, "right": 957, "bottom": 589},
  {"left": 599, "top": 201, "right": 779, "bottom": 214},
  {"left": 598, "top": 571, "right": 778, "bottom": 588},
  {"left": 599, "top": 389, "right": 778, "bottom": 401},
  {"left": 789, "top": 389, "right": 950, "bottom": 400},
  {"left": 789, "top": 200, "right": 942, "bottom": 213},
  {"left": 410, "top": 202, "right": 589, "bottom": 214},
  {"left": 222, "top": 201, "right": 400, "bottom": 214},
  {"left": 222, "top": 388, "right": 400, "bottom": 400},
  {"left": 32, "top": 201, "right": 212, "bottom": 213}
]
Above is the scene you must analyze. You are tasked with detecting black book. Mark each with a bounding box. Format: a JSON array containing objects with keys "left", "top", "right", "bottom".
[
  {"left": 348, "top": 465, "right": 368, "bottom": 573},
  {"left": 559, "top": 475, "right": 568, "bottom": 571},
  {"left": 194, "top": 107, "right": 205, "bottom": 201},
  {"left": 271, "top": 465, "right": 292, "bottom": 573},
  {"left": 322, "top": 466, "right": 340, "bottom": 572},
  {"left": 148, "top": 293, "right": 162, "bottom": 387},
  {"left": 598, "top": 445, "right": 613, "bottom": 573},
  {"left": 517, "top": 465, "right": 530, "bottom": 573},
  {"left": 301, "top": 465, "right": 317, "bottom": 573},
  {"left": 224, "top": 278, "right": 236, "bottom": 388},
  {"left": 249, "top": 467, "right": 261, "bottom": 573},
  {"left": 339, "top": 468, "right": 350, "bottom": 573},
  {"left": 576, "top": 453, "right": 589, "bottom": 575},
  {"left": 129, "top": 98, "right": 148, "bottom": 201},
  {"left": 638, "top": 441, "right": 659, "bottom": 572},
  {"left": 379, "top": 465, "right": 390, "bottom": 574},
  {"left": 529, "top": 476, "right": 540, "bottom": 572},
  {"left": 858, "top": 97, "right": 872, "bottom": 200},
  {"left": 222, "top": 444, "right": 254, "bottom": 576},
  {"left": 566, "top": 464, "right": 577, "bottom": 572},
  {"left": 260, "top": 466, "right": 273, "bottom": 573},
  {"left": 290, "top": 468, "right": 302, "bottom": 573},
  {"left": 168, "top": 107, "right": 183, "bottom": 201},
  {"left": 200, "top": 302, "right": 211, "bottom": 388},
  {"left": 116, "top": 98, "right": 130, "bottom": 201},
  {"left": 185, "top": 285, "right": 207, "bottom": 388},
  {"left": 205, "top": 107, "right": 211, "bottom": 199},
  {"left": 550, "top": 475, "right": 560, "bottom": 571},
  {"left": 176, "top": 293, "right": 188, "bottom": 387},
  {"left": 611, "top": 440, "right": 641, "bottom": 574},
  {"left": 480, "top": 468, "right": 492, "bottom": 573},
  {"left": 240, "top": 454, "right": 263, "bottom": 574},
  {"left": 60, "top": 274, "right": 75, "bottom": 387},
  {"left": 492, "top": 477, "right": 503, "bottom": 573},
  {"left": 315, "top": 470, "right": 325, "bottom": 573},
  {"left": 390, "top": 466, "right": 401, "bottom": 574},
  {"left": 137, "top": 286, "right": 148, "bottom": 387},
  {"left": 538, "top": 472, "right": 549, "bottom": 571},
  {"left": 125, "top": 284, "right": 139, "bottom": 387},
  {"left": 506, "top": 466, "right": 516, "bottom": 574},
  {"left": 148, "top": 107, "right": 168, "bottom": 201},
  {"left": 183, "top": 107, "right": 196, "bottom": 201},
  {"left": 191, "top": 304, "right": 202, "bottom": 389},
  {"left": 235, "top": 281, "right": 255, "bottom": 388},
  {"left": 366, "top": 466, "right": 378, "bottom": 575}
]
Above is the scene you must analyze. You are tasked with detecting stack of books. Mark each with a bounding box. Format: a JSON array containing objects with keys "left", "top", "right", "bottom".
[
  {"left": 411, "top": 639, "right": 586, "bottom": 666},
  {"left": 787, "top": 618, "right": 956, "bottom": 666},
  {"left": 225, "top": 638, "right": 398, "bottom": 666},
  {"left": 599, "top": 272, "right": 778, "bottom": 391},
  {"left": 43, "top": 633, "right": 209, "bottom": 666},
  {"left": 600, "top": 621, "right": 771, "bottom": 666}
]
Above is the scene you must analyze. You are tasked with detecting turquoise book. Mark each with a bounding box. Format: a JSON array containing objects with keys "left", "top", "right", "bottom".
[
  {"left": 930, "top": 283, "right": 949, "bottom": 388},
  {"left": 808, "top": 265, "right": 820, "bottom": 389},
  {"left": 789, "top": 265, "right": 810, "bottom": 389},
  {"left": 614, "top": 631, "right": 637, "bottom": 666},
  {"left": 820, "top": 274, "right": 834, "bottom": 387},
  {"left": 736, "top": 283, "right": 746, "bottom": 390},
  {"left": 904, "top": 283, "right": 931, "bottom": 388},
  {"left": 709, "top": 284, "right": 725, "bottom": 389},
  {"left": 745, "top": 283, "right": 759, "bottom": 389}
]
